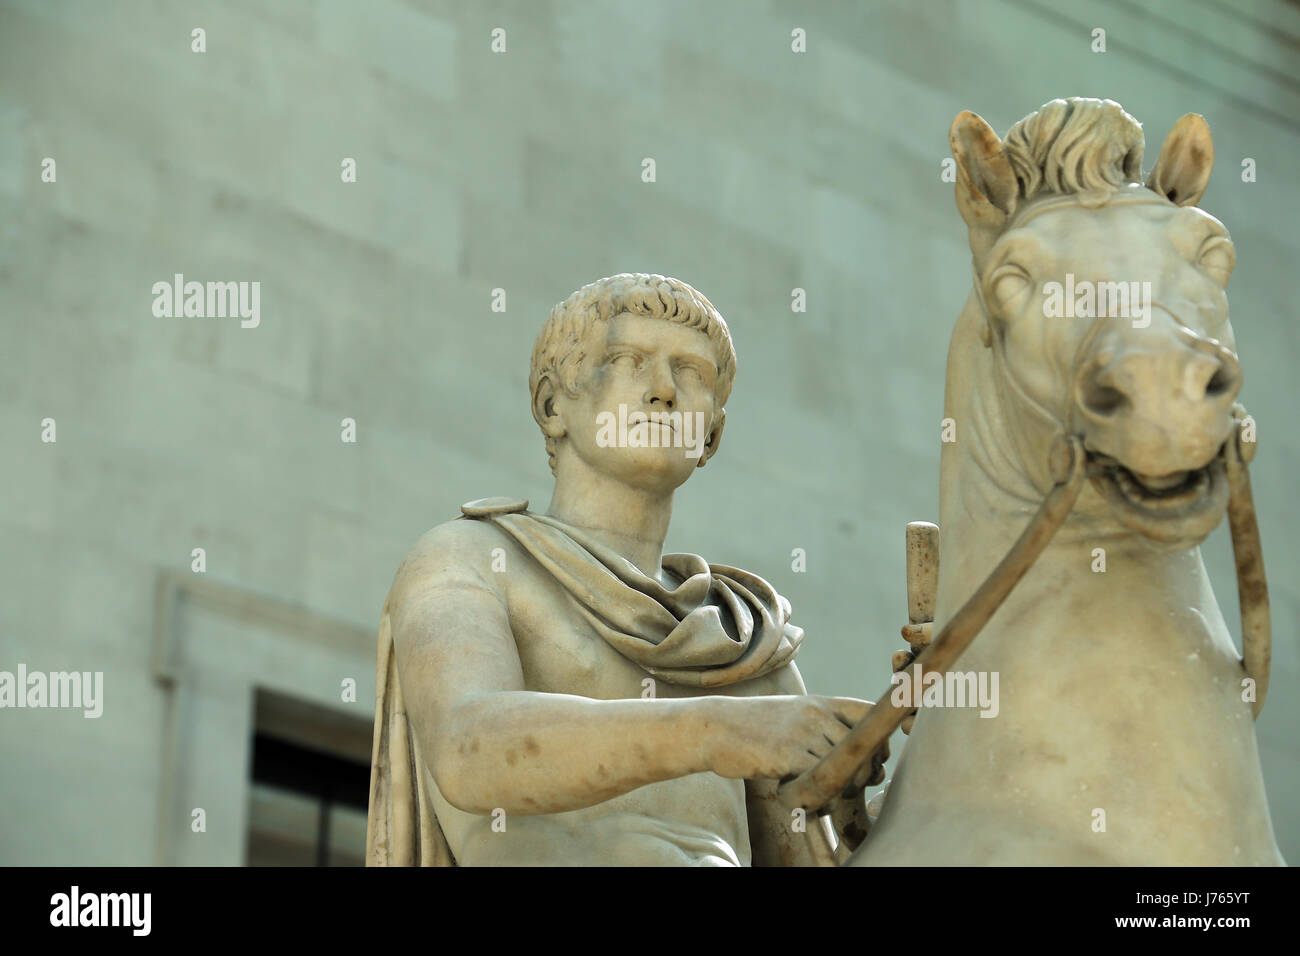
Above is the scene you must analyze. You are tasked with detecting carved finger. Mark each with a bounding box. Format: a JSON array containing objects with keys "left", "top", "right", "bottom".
[{"left": 901, "top": 621, "right": 933, "bottom": 647}]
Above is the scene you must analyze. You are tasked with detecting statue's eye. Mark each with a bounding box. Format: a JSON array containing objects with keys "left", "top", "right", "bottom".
[
  {"left": 675, "top": 363, "right": 703, "bottom": 384},
  {"left": 610, "top": 351, "right": 641, "bottom": 369},
  {"left": 1197, "top": 236, "right": 1235, "bottom": 287},
  {"left": 988, "top": 264, "right": 1033, "bottom": 311}
]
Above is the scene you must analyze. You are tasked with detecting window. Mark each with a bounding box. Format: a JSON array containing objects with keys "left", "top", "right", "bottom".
[{"left": 245, "top": 689, "right": 372, "bottom": 866}]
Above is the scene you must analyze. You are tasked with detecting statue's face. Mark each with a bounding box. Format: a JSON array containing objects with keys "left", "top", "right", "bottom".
[{"left": 557, "top": 312, "right": 721, "bottom": 492}]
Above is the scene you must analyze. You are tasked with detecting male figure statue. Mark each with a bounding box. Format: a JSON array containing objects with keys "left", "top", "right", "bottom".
[{"left": 366, "top": 273, "right": 876, "bottom": 866}]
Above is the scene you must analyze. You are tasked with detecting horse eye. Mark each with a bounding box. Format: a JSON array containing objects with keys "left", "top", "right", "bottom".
[
  {"left": 989, "top": 265, "right": 1032, "bottom": 310},
  {"left": 1197, "top": 237, "right": 1235, "bottom": 287}
]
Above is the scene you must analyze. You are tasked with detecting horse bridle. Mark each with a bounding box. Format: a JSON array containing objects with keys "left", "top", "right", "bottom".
[{"left": 779, "top": 193, "right": 1273, "bottom": 836}]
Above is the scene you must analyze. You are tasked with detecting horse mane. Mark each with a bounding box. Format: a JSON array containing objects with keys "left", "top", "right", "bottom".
[{"left": 1003, "top": 98, "right": 1146, "bottom": 201}]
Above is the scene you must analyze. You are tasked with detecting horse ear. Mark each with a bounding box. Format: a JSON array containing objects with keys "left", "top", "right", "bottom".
[
  {"left": 950, "top": 111, "right": 1019, "bottom": 232},
  {"left": 1146, "top": 113, "right": 1214, "bottom": 207}
]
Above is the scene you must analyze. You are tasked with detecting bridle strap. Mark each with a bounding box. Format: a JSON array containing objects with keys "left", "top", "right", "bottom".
[{"left": 1225, "top": 413, "right": 1270, "bottom": 718}]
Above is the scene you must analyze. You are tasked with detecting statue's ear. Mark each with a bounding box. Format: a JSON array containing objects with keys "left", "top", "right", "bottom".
[
  {"left": 531, "top": 373, "right": 566, "bottom": 438},
  {"left": 1146, "top": 113, "right": 1213, "bottom": 207},
  {"left": 950, "top": 110, "right": 1019, "bottom": 236},
  {"left": 696, "top": 408, "right": 725, "bottom": 468}
]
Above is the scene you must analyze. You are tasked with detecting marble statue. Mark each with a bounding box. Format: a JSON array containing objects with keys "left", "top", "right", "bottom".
[
  {"left": 366, "top": 273, "right": 885, "bottom": 866},
  {"left": 845, "top": 98, "right": 1283, "bottom": 865}
]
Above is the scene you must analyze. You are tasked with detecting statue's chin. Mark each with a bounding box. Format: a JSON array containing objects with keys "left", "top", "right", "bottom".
[{"left": 1090, "top": 457, "right": 1229, "bottom": 550}]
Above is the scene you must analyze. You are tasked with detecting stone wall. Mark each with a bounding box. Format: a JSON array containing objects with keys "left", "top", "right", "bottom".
[{"left": 1, "top": 0, "right": 1296, "bottom": 863}]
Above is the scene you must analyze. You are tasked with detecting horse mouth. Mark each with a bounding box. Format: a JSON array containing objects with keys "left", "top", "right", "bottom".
[
  {"left": 1116, "top": 466, "right": 1210, "bottom": 507},
  {"left": 1089, "top": 456, "right": 1229, "bottom": 544}
]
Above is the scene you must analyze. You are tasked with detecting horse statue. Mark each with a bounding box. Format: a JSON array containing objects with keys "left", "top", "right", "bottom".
[{"left": 784, "top": 97, "right": 1284, "bottom": 865}]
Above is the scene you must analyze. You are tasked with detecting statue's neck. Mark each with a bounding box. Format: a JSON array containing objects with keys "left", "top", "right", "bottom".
[{"left": 546, "top": 455, "right": 675, "bottom": 582}]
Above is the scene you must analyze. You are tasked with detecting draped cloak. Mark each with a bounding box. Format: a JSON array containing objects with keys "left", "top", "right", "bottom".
[{"left": 365, "top": 500, "right": 804, "bottom": 866}]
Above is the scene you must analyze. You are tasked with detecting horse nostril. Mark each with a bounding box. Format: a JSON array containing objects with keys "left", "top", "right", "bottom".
[
  {"left": 1203, "top": 360, "right": 1240, "bottom": 400},
  {"left": 1181, "top": 331, "right": 1242, "bottom": 403},
  {"left": 1081, "top": 382, "right": 1127, "bottom": 417},
  {"left": 1185, "top": 352, "right": 1240, "bottom": 404}
]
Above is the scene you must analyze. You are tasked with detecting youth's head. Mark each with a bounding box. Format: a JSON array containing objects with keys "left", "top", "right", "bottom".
[{"left": 530, "top": 274, "right": 736, "bottom": 492}]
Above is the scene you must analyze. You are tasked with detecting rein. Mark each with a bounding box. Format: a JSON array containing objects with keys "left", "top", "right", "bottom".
[{"left": 779, "top": 208, "right": 1273, "bottom": 824}]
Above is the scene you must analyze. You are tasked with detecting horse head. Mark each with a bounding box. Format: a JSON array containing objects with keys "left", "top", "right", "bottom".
[{"left": 950, "top": 97, "right": 1242, "bottom": 550}]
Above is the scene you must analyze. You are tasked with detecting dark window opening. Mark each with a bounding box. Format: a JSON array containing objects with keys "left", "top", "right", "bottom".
[{"left": 246, "top": 689, "right": 373, "bottom": 866}]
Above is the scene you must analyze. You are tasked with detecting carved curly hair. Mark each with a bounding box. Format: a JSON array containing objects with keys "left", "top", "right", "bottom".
[{"left": 529, "top": 274, "right": 736, "bottom": 475}]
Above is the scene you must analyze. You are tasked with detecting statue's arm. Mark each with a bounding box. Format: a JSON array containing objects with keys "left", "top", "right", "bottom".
[{"left": 387, "top": 539, "right": 758, "bottom": 816}]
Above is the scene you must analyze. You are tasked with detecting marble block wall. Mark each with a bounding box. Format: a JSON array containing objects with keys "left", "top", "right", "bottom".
[{"left": 1, "top": 0, "right": 1296, "bottom": 863}]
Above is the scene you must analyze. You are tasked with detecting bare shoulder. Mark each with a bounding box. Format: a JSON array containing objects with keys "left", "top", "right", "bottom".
[
  {"left": 387, "top": 518, "right": 514, "bottom": 613},
  {"left": 383, "top": 517, "right": 532, "bottom": 731}
]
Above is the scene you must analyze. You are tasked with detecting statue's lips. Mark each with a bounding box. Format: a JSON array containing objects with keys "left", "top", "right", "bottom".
[
  {"left": 1089, "top": 455, "right": 1228, "bottom": 543},
  {"left": 627, "top": 413, "right": 675, "bottom": 433}
]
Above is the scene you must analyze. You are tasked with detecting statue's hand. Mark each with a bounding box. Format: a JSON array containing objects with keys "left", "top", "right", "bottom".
[
  {"left": 894, "top": 620, "right": 933, "bottom": 734},
  {"left": 703, "top": 695, "right": 874, "bottom": 781}
]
